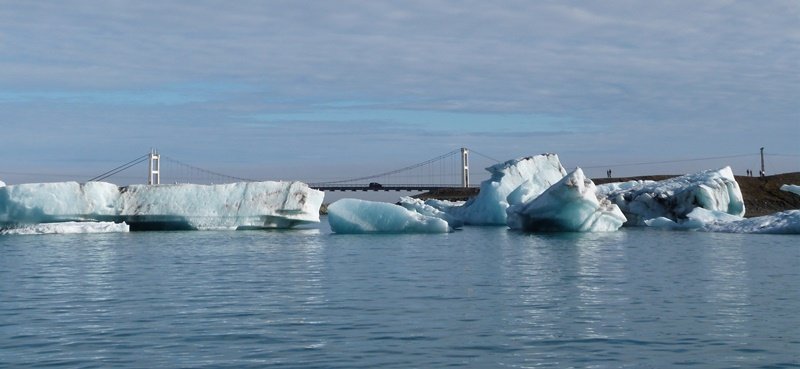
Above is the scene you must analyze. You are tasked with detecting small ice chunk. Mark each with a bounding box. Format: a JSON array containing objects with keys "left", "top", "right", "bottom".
[
  {"left": 328, "top": 198, "right": 450, "bottom": 234},
  {"left": 700, "top": 210, "right": 800, "bottom": 234},
  {"left": 1, "top": 221, "right": 130, "bottom": 235},
  {"left": 424, "top": 199, "right": 465, "bottom": 212},
  {"left": 398, "top": 197, "right": 463, "bottom": 229},
  {"left": 647, "top": 207, "right": 800, "bottom": 234},
  {"left": 507, "top": 168, "right": 626, "bottom": 232},
  {"left": 781, "top": 184, "right": 800, "bottom": 197},
  {"left": 645, "top": 208, "right": 742, "bottom": 230}
]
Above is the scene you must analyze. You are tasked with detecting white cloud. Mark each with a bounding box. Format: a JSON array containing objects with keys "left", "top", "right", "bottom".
[{"left": 0, "top": 0, "right": 797, "bottom": 180}]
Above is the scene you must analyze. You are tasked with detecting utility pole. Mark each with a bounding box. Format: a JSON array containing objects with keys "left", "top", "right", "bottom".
[{"left": 760, "top": 147, "right": 765, "bottom": 177}]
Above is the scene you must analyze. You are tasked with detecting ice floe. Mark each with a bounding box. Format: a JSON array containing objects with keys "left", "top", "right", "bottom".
[
  {"left": 646, "top": 208, "right": 800, "bottom": 234},
  {"left": 0, "top": 221, "right": 130, "bottom": 235},
  {"left": 398, "top": 196, "right": 463, "bottom": 229},
  {"left": 328, "top": 198, "right": 450, "bottom": 234}
]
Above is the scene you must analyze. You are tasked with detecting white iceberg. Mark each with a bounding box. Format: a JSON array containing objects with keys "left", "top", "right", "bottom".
[
  {"left": 781, "top": 184, "right": 800, "bottom": 197},
  {"left": 328, "top": 198, "right": 450, "bottom": 234},
  {"left": 398, "top": 196, "right": 463, "bottom": 229},
  {"left": 423, "top": 199, "right": 465, "bottom": 212},
  {"left": 644, "top": 207, "right": 743, "bottom": 230},
  {"left": 0, "top": 221, "right": 130, "bottom": 235},
  {"left": 507, "top": 168, "right": 626, "bottom": 232},
  {"left": 0, "top": 180, "right": 324, "bottom": 231},
  {"left": 447, "top": 154, "right": 567, "bottom": 225},
  {"left": 646, "top": 208, "right": 800, "bottom": 234},
  {"left": 597, "top": 167, "right": 745, "bottom": 226}
]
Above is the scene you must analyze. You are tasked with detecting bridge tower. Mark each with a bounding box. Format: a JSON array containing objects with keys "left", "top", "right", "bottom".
[
  {"left": 461, "top": 147, "right": 470, "bottom": 187},
  {"left": 147, "top": 149, "right": 161, "bottom": 185}
]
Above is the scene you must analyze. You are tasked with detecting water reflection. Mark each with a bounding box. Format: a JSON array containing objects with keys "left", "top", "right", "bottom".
[
  {"left": 499, "top": 231, "right": 631, "bottom": 364},
  {"left": 702, "top": 233, "right": 753, "bottom": 340},
  {"left": 2, "top": 227, "right": 798, "bottom": 368}
]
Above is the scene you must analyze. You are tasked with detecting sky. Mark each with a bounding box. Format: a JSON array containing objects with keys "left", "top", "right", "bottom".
[{"left": 1, "top": 0, "right": 798, "bottom": 186}]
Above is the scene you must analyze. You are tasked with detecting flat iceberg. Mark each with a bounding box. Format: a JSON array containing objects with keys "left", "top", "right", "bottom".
[
  {"left": 781, "top": 184, "right": 800, "bottom": 197},
  {"left": 328, "top": 198, "right": 450, "bottom": 234},
  {"left": 507, "top": 168, "right": 626, "bottom": 232},
  {"left": 700, "top": 210, "right": 800, "bottom": 234},
  {"left": 0, "top": 221, "right": 130, "bottom": 235},
  {"left": 646, "top": 208, "right": 800, "bottom": 234},
  {"left": 398, "top": 196, "right": 463, "bottom": 229},
  {"left": 597, "top": 167, "right": 745, "bottom": 226},
  {"left": 447, "top": 154, "right": 567, "bottom": 225},
  {"left": 0, "top": 180, "right": 324, "bottom": 231}
]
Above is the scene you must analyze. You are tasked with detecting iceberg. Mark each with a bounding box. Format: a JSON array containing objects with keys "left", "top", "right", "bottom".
[
  {"left": 0, "top": 180, "right": 324, "bottom": 231},
  {"left": 0, "top": 221, "right": 130, "bottom": 235},
  {"left": 423, "top": 199, "right": 465, "bottom": 212},
  {"left": 507, "top": 168, "right": 626, "bottom": 232},
  {"left": 328, "top": 198, "right": 450, "bottom": 234},
  {"left": 597, "top": 167, "right": 745, "bottom": 226},
  {"left": 781, "top": 184, "right": 800, "bottom": 197},
  {"left": 646, "top": 208, "right": 800, "bottom": 234},
  {"left": 398, "top": 196, "right": 463, "bottom": 229},
  {"left": 447, "top": 154, "right": 567, "bottom": 225},
  {"left": 699, "top": 210, "right": 800, "bottom": 234}
]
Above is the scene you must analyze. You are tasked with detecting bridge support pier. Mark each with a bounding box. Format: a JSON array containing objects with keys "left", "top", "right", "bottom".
[
  {"left": 461, "top": 147, "right": 469, "bottom": 188},
  {"left": 148, "top": 149, "right": 161, "bottom": 185}
]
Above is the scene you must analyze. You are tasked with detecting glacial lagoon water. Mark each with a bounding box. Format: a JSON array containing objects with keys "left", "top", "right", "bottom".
[{"left": 1, "top": 221, "right": 799, "bottom": 368}]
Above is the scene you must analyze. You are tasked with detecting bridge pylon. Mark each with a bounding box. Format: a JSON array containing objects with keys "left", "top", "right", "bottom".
[
  {"left": 147, "top": 149, "right": 161, "bottom": 185},
  {"left": 461, "top": 147, "right": 470, "bottom": 187}
]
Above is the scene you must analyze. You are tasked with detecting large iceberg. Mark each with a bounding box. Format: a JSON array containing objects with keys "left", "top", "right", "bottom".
[
  {"left": 0, "top": 180, "right": 324, "bottom": 231},
  {"left": 328, "top": 198, "right": 450, "bottom": 234},
  {"left": 447, "top": 154, "right": 567, "bottom": 225},
  {"left": 507, "top": 168, "right": 626, "bottom": 232},
  {"left": 597, "top": 167, "right": 745, "bottom": 226},
  {"left": 646, "top": 208, "right": 800, "bottom": 234}
]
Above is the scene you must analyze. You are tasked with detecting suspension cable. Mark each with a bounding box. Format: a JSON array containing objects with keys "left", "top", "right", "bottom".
[
  {"left": 468, "top": 149, "right": 501, "bottom": 163},
  {"left": 314, "top": 148, "right": 462, "bottom": 185},
  {"left": 88, "top": 154, "right": 150, "bottom": 182},
  {"left": 581, "top": 153, "right": 757, "bottom": 169},
  {"left": 161, "top": 156, "right": 258, "bottom": 183}
]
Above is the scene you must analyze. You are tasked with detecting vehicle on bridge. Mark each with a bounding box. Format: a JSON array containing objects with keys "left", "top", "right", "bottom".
[{"left": 368, "top": 182, "right": 383, "bottom": 189}]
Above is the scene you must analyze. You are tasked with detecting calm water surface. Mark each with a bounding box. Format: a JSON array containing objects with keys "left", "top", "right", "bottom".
[{"left": 1, "top": 220, "right": 799, "bottom": 368}]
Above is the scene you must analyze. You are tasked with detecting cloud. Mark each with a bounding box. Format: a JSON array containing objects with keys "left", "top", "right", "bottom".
[{"left": 0, "top": 0, "right": 798, "bottom": 182}]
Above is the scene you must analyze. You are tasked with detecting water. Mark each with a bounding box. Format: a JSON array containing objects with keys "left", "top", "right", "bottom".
[{"left": 1, "top": 222, "right": 799, "bottom": 368}]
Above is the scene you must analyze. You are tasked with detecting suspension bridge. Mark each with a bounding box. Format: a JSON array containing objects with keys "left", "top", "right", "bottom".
[{"left": 85, "top": 148, "right": 501, "bottom": 192}]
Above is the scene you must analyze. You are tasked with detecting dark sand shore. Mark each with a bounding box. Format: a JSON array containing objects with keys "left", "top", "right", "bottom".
[{"left": 417, "top": 172, "right": 800, "bottom": 218}]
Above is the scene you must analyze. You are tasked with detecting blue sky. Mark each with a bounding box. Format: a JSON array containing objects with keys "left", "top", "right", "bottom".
[{"left": 1, "top": 1, "right": 798, "bottom": 185}]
